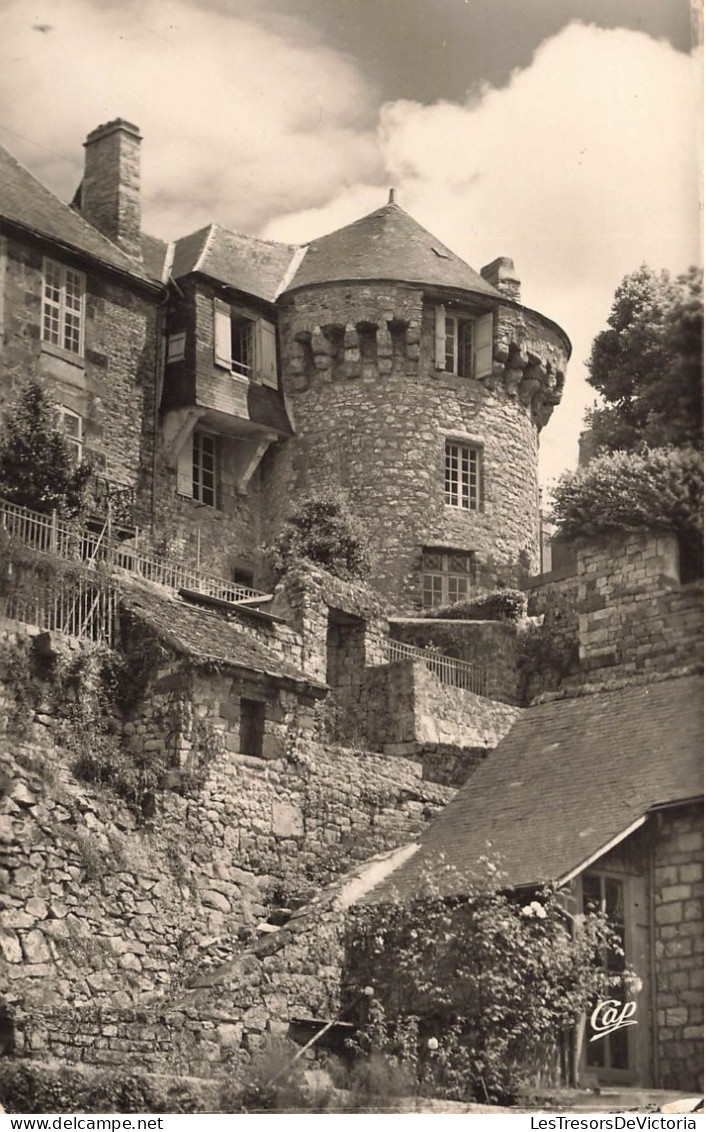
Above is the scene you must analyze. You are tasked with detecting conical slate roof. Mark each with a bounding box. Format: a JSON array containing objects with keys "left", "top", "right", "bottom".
[{"left": 286, "top": 201, "right": 503, "bottom": 297}]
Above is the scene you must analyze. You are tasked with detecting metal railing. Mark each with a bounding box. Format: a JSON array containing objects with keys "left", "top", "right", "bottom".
[
  {"left": 384, "top": 637, "right": 487, "bottom": 697},
  {"left": 0, "top": 497, "right": 269, "bottom": 607},
  {"left": 1, "top": 572, "right": 119, "bottom": 648}
]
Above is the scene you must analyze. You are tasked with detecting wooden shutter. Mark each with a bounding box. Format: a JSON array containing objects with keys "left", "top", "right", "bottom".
[
  {"left": 213, "top": 298, "right": 232, "bottom": 369},
  {"left": 474, "top": 311, "right": 494, "bottom": 379},
  {"left": 257, "top": 319, "right": 278, "bottom": 388},
  {"left": 176, "top": 434, "right": 193, "bottom": 496},
  {"left": 434, "top": 304, "right": 446, "bottom": 370}
]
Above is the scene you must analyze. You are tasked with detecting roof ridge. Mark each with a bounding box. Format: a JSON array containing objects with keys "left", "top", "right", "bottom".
[
  {"left": 162, "top": 238, "right": 175, "bottom": 282},
  {"left": 0, "top": 140, "right": 152, "bottom": 282},
  {"left": 274, "top": 243, "right": 309, "bottom": 299},
  {"left": 193, "top": 222, "right": 217, "bottom": 273}
]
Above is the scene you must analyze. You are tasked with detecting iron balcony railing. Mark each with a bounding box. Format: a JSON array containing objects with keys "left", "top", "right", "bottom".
[
  {"left": 384, "top": 636, "right": 487, "bottom": 697},
  {"left": 0, "top": 497, "right": 270, "bottom": 608}
]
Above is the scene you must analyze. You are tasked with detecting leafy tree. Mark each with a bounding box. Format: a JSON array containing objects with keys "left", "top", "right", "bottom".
[
  {"left": 267, "top": 489, "right": 371, "bottom": 581},
  {"left": 0, "top": 381, "right": 92, "bottom": 517},
  {"left": 585, "top": 265, "right": 703, "bottom": 452}
]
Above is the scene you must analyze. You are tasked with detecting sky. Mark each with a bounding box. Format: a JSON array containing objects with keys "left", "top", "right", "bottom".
[{"left": 0, "top": 0, "right": 701, "bottom": 490}]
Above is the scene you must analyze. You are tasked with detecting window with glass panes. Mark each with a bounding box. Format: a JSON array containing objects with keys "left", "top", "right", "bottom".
[
  {"left": 583, "top": 873, "right": 630, "bottom": 1073},
  {"left": 42, "top": 259, "right": 85, "bottom": 355},
  {"left": 192, "top": 431, "right": 219, "bottom": 507},
  {"left": 445, "top": 441, "right": 479, "bottom": 510},
  {"left": 57, "top": 406, "right": 83, "bottom": 464},
  {"left": 422, "top": 549, "right": 476, "bottom": 608},
  {"left": 231, "top": 314, "right": 255, "bottom": 377},
  {"left": 444, "top": 315, "right": 474, "bottom": 377}
]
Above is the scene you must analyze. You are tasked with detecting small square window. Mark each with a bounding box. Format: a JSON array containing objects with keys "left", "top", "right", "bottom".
[
  {"left": 42, "top": 259, "right": 85, "bottom": 356},
  {"left": 445, "top": 441, "right": 480, "bottom": 510},
  {"left": 240, "top": 698, "right": 265, "bottom": 757}
]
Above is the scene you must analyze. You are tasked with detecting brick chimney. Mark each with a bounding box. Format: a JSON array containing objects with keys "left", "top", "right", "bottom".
[
  {"left": 80, "top": 119, "right": 142, "bottom": 260},
  {"left": 480, "top": 256, "right": 521, "bottom": 302}
]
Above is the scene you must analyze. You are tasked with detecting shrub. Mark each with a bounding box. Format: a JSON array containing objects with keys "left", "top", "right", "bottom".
[
  {"left": 425, "top": 588, "right": 527, "bottom": 623},
  {"left": 267, "top": 490, "right": 371, "bottom": 581},
  {"left": 221, "top": 1037, "right": 323, "bottom": 1113},
  {"left": 515, "top": 621, "right": 580, "bottom": 705},
  {"left": 551, "top": 446, "right": 703, "bottom": 553},
  {"left": 347, "top": 858, "right": 628, "bottom": 1103},
  {"left": 0, "top": 1061, "right": 205, "bottom": 1114}
]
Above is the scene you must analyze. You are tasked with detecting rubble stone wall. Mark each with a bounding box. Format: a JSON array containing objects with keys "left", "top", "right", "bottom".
[
  {"left": 0, "top": 627, "right": 451, "bottom": 1021},
  {"left": 261, "top": 280, "right": 569, "bottom": 608},
  {"left": 390, "top": 618, "right": 520, "bottom": 704},
  {"left": 0, "top": 232, "right": 160, "bottom": 527}
]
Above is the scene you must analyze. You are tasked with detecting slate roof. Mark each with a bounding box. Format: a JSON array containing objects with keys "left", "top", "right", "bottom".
[
  {"left": 0, "top": 143, "right": 155, "bottom": 284},
  {"left": 285, "top": 202, "right": 503, "bottom": 297},
  {"left": 141, "top": 233, "right": 170, "bottom": 283},
  {"left": 363, "top": 674, "right": 704, "bottom": 901},
  {"left": 171, "top": 223, "right": 298, "bottom": 303},
  {"left": 120, "top": 582, "right": 325, "bottom": 693}
]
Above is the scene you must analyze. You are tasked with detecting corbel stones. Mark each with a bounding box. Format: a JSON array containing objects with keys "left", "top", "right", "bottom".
[{"left": 492, "top": 341, "right": 566, "bottom": 429}]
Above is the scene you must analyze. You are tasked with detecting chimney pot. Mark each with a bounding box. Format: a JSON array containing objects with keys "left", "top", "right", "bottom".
[{"left": 481, "top": 256, "right": 521, "bottom": 302}]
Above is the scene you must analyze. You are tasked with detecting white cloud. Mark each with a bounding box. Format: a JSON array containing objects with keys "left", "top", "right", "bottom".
[
  {"left": 265, "top": 22, "right": 702, "bottom": 485},
  {"left": 0, "top": 0, "right": 383, "bottom": 236}
]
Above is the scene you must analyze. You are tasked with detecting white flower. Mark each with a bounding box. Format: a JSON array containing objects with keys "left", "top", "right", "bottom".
[{"left": 521, "top": 901, "right": 547, "bottom": 919}]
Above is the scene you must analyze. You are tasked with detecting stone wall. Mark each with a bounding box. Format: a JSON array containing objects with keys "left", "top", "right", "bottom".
[
  {"left": 390, "top": 617, "right": 519, "bottom": 704},
  {"left": 359, "top": 660, "right": 521, "bottom": 764},
  {"left": 575, "top": 532, "right": 703, "bottom": 683},
  {"left": 653, "top": 802, "right": 703, "bottom": 1091},
  {"left": 0, "top": 231, "right": 161, "bottom": 528},
  {"left": 10, "top": 844, "right": 406, "bottom": 1077},
  {"left": 0, "top": 629, "right": 451, "bottom": 1018},
  {"left": 264, "top": 280, "right": 570, "bottom": 609}
]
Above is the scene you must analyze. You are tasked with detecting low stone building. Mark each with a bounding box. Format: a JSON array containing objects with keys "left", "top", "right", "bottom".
[{"left": 357, "top": 528, "right": 704, "bottom": 1092}]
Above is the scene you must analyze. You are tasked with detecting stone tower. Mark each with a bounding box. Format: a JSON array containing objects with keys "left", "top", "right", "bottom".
[{"left": 265, "top": 202, "right": 571, "bottom": 609}]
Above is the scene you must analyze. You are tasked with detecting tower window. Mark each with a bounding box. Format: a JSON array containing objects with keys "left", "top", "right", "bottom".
[
  {"left": 422, "top": 548, "right": 477, "bottom": 608},
  {"left": 435, "top": 306, "right": 493, "bottom": 380},
  {"left": 445, "top": 441, "right": 480, "bottom": 510},
  {"left": 445, "top": 316, "right": 474, "bottom": 377},
  {"left": 192, "top": 430, "right": 219, "bottom": 507}
]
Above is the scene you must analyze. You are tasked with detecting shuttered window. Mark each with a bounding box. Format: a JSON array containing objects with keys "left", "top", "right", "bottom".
[
  {"left": 213, "top": 299, "right": 278, "bottom": 387},
  {"left": 434, "top": 305, "right": 493, "bottom": 379}
]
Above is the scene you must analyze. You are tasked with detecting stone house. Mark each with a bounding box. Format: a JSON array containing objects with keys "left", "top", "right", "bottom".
[
  {"left": 1, "top": 120, "right": 571, "bottom": 610},
  {"left": 358, "top": 528, "right": 704, "bottom": 1092},
  {"left": 0, "top": 120, "right": 701, "bottom": 1102},
  {"left": 0, "top": 123, "right": 164, "bottom": 530}
]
